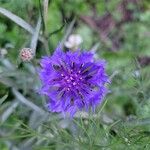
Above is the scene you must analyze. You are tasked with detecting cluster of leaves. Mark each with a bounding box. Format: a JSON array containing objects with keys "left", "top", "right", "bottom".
[{"left": 0, "top": 0, "right": 150, "bottom": 149}]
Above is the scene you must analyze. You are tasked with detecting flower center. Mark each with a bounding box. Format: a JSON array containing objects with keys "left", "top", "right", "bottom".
[
  {"left": 52, "top": 62, "right": 96, "bottom": 97},
  {"left": 61, "top": 70, "right": 83, "bottom": 91}
]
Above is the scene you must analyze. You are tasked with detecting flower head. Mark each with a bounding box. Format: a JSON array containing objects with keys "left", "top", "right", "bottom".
[
  {"left": 65, "top": 34, "right": 83, "bottom": 50},
  {"left": 20, "top": 48, "right": 34, "bottom": 62},
  {"left": 39, "top": 45, "right": 109, "bottom": 116}
]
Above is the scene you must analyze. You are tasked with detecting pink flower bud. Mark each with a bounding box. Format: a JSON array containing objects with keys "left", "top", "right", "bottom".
[{"left": 20, "top": 48, "right": 34, "bottom": 61}]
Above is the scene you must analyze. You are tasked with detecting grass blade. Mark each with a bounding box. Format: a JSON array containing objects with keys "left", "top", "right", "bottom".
[
  {"left": 0, "top": 7, "right": 34, "bottom": 34},
  {"left": 1, "top": 101, "right": 19, "bottom": 123},
  {"left": 12, "top": 88, "right": 46, "bottom": 115},
  {"left": 0, "top": 94, "right": 8, "bottom": 105},
  {"left": 30, "top": 16, "right": 41, "bottom": 54}
]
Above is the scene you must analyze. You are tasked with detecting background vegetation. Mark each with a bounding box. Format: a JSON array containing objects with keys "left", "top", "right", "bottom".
[{"left": 0, "top": 0, "right": 150, "bottom": 149}]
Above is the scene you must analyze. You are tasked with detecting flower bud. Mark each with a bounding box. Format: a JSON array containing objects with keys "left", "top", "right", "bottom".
[
  {"left": 20, "top": 48, "right": 34, "bottom": 62},
  {"left": 65, "top": 34, "right": 83, "bottom": 50}
]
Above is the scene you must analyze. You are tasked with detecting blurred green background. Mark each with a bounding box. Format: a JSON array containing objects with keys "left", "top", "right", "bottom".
[{"left": 0, "top": 0, "right": 150, "bottom": 149}]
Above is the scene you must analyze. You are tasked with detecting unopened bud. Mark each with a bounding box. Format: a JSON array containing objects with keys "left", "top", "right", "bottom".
[
  {"left": 65, "top": 34, "right": 83, "bottom": 50},
  {"left": 20, "top": 48, "right": 34, "bottom": 62}
]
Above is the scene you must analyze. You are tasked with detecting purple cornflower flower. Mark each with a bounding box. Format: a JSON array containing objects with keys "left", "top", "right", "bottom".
[{"left": 39, "top": 45, "right": 109, "bottom": 116}]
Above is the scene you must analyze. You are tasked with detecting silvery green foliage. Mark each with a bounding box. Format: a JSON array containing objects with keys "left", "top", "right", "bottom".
[{"left": 0, "top": 0, "right": 150, "bottom": 149}]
